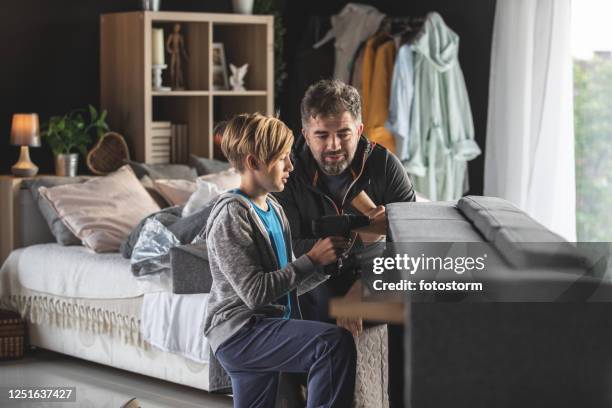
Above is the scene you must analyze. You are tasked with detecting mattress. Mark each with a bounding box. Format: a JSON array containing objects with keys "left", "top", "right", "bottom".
[
  {"left": 2, "top": 243, "right": 166, "bottom": 299},
  {"left": 0, "top": 243, "right": 211, "bottom": 357},
  {"left": 29, "top": 316, "right": 212, "bottom": 392}
]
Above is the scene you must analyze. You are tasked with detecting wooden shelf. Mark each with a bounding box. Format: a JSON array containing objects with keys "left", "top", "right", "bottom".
[
  {"left": 212, "top": 90, "right": 267, "bottom": 96},
  {"left": 151, "top": 90, "right": 267, "bottom": 97},
  {"left": 101, "top": 12, "right": 274, "bottom": 162},
  {"left": 152, "top": 90, "right": 210, "bottom": 96}
]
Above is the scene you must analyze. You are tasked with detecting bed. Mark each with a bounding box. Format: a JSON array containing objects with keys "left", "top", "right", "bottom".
[{"left": 0, "top": 177, "right": 228, "bottom": 393}]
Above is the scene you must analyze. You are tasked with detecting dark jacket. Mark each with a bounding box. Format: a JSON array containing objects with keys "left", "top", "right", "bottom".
[{"left": 273, "top": 135, "right": 415, "bottom": 321}]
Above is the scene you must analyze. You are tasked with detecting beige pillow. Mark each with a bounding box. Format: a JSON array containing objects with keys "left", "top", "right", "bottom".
[
  {"left": 39, "top": 165, "right": 161, "bottom": 253},
  {"left": 199, "top": 167, "right": 241, "bottom": 191},
  {"left": 153, "top": 179, "right": 197, "bottom": 206}
]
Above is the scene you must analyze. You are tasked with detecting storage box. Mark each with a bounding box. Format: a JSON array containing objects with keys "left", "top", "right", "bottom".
[{"left": 0, "top": 310, "right": 25, "bottom": 360}]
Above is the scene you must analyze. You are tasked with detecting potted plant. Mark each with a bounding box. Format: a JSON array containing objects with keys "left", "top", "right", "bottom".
[{"left": 42, "top": 105, "right": 109, "bottom": 177}]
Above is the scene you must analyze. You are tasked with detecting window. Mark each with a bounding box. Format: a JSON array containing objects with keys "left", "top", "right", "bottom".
[{"left": 572, "top": 0, "right": 612, "bottom": 241}]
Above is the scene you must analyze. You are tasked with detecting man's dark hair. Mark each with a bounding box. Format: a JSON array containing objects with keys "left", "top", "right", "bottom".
[{"left": 300, "top": 79, "right": 362, "bottom": 127}]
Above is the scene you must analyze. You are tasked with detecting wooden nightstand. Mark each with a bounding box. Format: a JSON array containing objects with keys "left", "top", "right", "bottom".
[{"left": 0, "top": 175, "right": 30, "bottom": 266}]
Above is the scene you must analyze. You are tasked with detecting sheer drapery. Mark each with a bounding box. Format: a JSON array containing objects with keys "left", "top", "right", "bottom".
[{"left": 485, "top": 0, "right": 576, "bottom": 240}]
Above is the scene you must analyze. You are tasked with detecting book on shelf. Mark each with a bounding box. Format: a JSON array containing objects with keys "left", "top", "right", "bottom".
[
  {"left": 151, "top": 121, "right": 173, "bottom": 164},
  {"left": 171, "top": 124, "right": 189, "bottom": 164}
]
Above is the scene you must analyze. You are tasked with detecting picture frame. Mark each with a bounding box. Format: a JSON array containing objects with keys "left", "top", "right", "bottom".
[{"left": 212, "top": 43, "right": 229, "bottom": 90}]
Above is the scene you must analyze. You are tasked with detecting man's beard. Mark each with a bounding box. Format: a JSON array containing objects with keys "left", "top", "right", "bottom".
[{"left": 316, "top": 150, "right": 353, "bottom": 175}]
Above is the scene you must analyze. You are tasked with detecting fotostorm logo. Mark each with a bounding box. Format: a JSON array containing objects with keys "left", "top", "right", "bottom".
[{"left": 371, "top": 253, "right": 488, "bottom": 275}]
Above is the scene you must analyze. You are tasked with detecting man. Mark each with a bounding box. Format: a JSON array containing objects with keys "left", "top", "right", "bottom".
[{"left": 274, "top": 79, "right": 416, "bottom": 329}]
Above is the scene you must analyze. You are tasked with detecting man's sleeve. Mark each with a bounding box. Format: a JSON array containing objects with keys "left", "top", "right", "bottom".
[
  {"left": 384, "top": 150, "right": 416, "bottom": 203},
  {"left": 273, "top": 185, "right": 318, "bottom": 257}
]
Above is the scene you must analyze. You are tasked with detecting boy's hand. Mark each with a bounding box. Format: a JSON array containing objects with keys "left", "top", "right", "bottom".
[{"left": 307, "top": 237, "right": 348, "bottom": 266}]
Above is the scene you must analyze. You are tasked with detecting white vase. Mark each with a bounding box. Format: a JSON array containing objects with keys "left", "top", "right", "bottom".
[{"left": 232, "top": 0, "right": 254, "bottom": 14}]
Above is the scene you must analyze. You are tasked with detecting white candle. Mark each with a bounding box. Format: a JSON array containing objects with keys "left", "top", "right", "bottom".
[{"left": 152, "top": 28, "right": 165, "bottom": 65}]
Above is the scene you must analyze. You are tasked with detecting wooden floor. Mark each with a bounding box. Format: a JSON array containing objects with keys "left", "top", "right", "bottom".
[{"left": 0, "top": 348, "right": 233, "bottom": 407}]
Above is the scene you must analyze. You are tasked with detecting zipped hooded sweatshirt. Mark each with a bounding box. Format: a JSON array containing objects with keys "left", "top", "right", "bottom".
[{"left": 203, "top": 192, "right": 328, "bottom": 353}]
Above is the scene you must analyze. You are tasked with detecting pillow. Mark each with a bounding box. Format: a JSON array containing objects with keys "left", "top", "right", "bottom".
[
  {"left": 22, "top": 177, "right": 88, "bottom": 246},
  {"left": 154, "top": 179, "right": 197, "bottom": 206},
  {"left": 182, "top": 178, "right": 222, "bottom": 217},
  {"left": 199, "top": 167, "right": 241, "bottom": 191},
  {"left": 125, "top": 160, "right": 197, "bottom": 180},
  {"left": 140, "top": 175, "right": 171, "bottom": 208},
  {"left": 168, "top": 200, "right": 218, "bottom": 243},
  {"left": 189, "top": 155, "right": 231, "bottom": 176},
  {"left": 39, "top": 165, "right": 161, "bottom": 253}
]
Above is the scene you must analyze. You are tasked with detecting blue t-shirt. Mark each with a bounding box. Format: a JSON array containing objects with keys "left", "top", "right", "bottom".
[{"left": 235, "top": 190, "right": 292, "bottom": 319}]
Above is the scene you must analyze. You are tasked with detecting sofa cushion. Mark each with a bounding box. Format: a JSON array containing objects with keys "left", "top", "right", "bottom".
[
  {"left": 199, "top": 168, "right": 241, "bottom": 191},
  {"left": 154, "top": 179, "right": 197, "bottom": 206},
  {"left": 182, "top": 179, "right": 222, "bottom": 217},
  {"left": 39, "top": 165, "right": 161, "bottom": 253},
  {"left": 139, "top": 175, "right": 171, "bottom": 208},
  {"left": 23, "top": 177, "right": 89, "bottom": 246},
  {"left": 386, "top": 201, "right": 485, "bottom": 242},
  {"left": 188, "top": 155, "right": 231, "bottom": 176},
  {"left": 126, "top": 160, "right": 197, "bottom": 180},
  {"left": 457, "top": 196, "right": 585, "bottom": 268},
  {"left": 170, "top": 244, "right": 213, "bottom": 294}
]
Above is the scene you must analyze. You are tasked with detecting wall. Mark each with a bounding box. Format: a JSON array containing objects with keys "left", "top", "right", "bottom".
[
  {"left": 280, "top": 0, "right": 496, "bottom": 195},
  {"left": 0, "top": 0, "right": 495, "bottom": 194},
  {"left": 0, "top": 0, "right": 230, "bottom": 175}
]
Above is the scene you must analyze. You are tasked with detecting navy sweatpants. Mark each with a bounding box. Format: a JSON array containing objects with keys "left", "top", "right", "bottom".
[{"left": 215, "top": 316, "right": 357, "bottom": 408}]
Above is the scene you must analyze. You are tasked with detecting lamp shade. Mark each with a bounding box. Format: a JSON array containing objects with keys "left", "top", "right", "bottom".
[{"left": 11, "top": 113, "right": 40, "bottom": 147}]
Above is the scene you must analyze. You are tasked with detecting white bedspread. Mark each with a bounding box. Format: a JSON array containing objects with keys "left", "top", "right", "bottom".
[
  {"left": 140, "top": 292, "right": 210, "bottom": 363},
  {"left": 1, "top": 244, "right": 166, "bottom": 299},
  {"left": 1, "top": 244, "right": 210, "bottom": 364}
]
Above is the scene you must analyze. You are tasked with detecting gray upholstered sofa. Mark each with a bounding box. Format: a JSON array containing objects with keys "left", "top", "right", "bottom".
[
  {"left": 170, "top": 196, "right": 611, "bottom": 407},
  {"left": 384, "top": 196, "right": 612, "bottom": 408}
]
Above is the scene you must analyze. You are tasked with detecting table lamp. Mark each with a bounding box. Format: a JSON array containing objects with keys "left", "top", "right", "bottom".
[{"left": 10, "top": 113, "right": 40, "bottom": 177}]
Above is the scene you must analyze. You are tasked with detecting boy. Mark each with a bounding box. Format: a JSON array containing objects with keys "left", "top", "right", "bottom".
[{"left": 204, "top": 113, "right": 357, "bottom": 407}]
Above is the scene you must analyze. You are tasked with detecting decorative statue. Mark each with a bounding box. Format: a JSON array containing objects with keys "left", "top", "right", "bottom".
[
  {"left": 229, "top": 63, "right": 249, "bottom": 91},
  {"left": 166, "top": 23, "right": 189, "bottom": 90}
]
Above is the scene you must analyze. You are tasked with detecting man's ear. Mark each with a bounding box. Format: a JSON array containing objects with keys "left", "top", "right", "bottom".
[
  {"left": 301, "top": 128, "right": 310, "bottom": 146},
  {"left": 356, "top": 122, "right": 364, "bottom": 137}
]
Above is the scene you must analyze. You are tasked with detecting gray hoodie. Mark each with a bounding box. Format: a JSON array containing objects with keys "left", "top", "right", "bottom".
[{"left": 203, "top": 192, "right": 329, "bottom": 353}]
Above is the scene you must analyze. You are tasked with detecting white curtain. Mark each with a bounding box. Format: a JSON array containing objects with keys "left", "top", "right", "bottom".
[{"left": 485, "top": 0, "right": 576, "bottom": 241}]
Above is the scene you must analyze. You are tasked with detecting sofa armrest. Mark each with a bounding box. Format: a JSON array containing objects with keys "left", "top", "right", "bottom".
[
  {"left": 457, "top": 196, "right": 586, "bottom": 269},
  {"left": 170, "top": 243, "right": 213, "bottom": 294}
]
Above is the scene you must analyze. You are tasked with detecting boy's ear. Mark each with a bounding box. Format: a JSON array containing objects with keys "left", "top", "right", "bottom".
[{"left": 245, "top": 154, "right": 259, "bottom": 171}]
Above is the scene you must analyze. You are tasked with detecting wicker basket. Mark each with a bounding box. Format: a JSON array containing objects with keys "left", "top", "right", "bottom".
[
  {"left": 86, "top": 132, "right": 131, "bottom": 175},
  {"left": 0, "top": 310, "right": 25, "bottom": 360}
]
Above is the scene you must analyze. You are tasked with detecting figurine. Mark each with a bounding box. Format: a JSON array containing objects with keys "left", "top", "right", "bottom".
[
  {"left": 229, "top": 63, "right": 249, "bottom": 91},
  {"left": 166, "top": 23, "right": 189, "bottom": 90}
]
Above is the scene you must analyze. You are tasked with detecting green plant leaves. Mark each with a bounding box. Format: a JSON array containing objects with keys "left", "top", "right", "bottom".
[{"left": 41, "top": 105, "right": 110, "bottom": 155}]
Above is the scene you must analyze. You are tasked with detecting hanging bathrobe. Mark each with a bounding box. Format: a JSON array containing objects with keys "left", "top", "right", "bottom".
[
  {"left": 386, "top": 43, "right": 415, "bottom": 162},
  {"left": 405, "top": 12, "right": 481, "bottom": 201}
]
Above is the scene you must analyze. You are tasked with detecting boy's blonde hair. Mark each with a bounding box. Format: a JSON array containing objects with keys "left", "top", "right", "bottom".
[{"left": 221, "top": 113, "right": 294, "bottom": 172}]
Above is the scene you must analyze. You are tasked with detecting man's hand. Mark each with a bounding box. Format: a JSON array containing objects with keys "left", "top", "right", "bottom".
[
  {"left": 357, "top": 205, "right": 387, "bottom": 242},
  {"left": 337, "top": 281, "right": 363, "bottom": 336},
  {"left": 365, "top": 205, "right": 386, "bottom": 220},
  {"left": 337, "top": 316, "right": 363, "bottom": 337}
]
